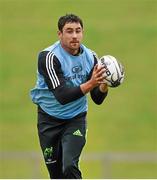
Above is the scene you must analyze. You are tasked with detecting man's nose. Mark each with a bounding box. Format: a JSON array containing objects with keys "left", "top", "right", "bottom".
[{"left": 72, "top": 32, "right": 77, "bottom": 38}]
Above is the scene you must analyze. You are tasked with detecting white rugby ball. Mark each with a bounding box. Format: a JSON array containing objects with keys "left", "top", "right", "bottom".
[{"left": 98, "top": 55, "right": 124, "bottom": 87}]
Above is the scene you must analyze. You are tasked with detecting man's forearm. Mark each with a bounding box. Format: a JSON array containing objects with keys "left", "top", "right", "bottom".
[{"left": 80, "top": 80, "right": 95, "bottom": 95}]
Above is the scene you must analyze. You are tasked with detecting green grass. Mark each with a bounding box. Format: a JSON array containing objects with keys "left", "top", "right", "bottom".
[{"left": 0, "top": 0, "right": 157, "bottom": 178}]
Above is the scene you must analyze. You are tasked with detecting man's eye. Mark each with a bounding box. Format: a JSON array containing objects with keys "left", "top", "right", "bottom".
[
  {"left": 76, "top": 30, "right": 81, "bottom": 33},
  {"left": 67, "top": 30, "right": 73, "bottom": 34}
]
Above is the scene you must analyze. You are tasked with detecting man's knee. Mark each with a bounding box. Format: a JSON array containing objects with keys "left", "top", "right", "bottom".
[{"left": 63, "top": 165, "right": 82, "bottom": 179}]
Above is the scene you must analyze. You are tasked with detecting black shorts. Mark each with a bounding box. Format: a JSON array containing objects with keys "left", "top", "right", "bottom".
[{"left": 37, "top": 106, "right": 87, "bottom": 179}]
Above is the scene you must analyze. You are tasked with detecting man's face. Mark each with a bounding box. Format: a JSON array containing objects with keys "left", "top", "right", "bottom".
[{"left": 58, "top": 22, "right": 83, "bottom": 54}]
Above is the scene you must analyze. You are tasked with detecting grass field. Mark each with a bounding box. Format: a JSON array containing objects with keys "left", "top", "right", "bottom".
[{"left": 0, "top": 0, "right": 157, "bottom": 178}]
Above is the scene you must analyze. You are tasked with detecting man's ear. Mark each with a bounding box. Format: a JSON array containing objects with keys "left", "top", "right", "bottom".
[{"left": 57, "top": 30, "right": 62, "bottom": 39}]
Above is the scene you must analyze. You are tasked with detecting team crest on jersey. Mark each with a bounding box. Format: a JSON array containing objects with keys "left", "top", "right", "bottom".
[
  {"left": 72, "top": 65, "right": 82, "bottom": 73},
  {"left": 64, "top": 65, "right": 88, "bottom": 85}
]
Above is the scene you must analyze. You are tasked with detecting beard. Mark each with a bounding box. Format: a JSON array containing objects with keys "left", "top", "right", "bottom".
[{"left": 70, "top": 41, "right": 80, "bottom": 50}]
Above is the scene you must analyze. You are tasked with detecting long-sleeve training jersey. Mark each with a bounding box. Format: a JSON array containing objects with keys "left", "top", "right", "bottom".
[{"left": 30, "top": 41, "right": 108, "bottom": 119}]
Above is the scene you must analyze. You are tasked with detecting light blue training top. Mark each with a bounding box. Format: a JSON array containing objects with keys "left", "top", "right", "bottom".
[{"left": 30, "top": 41, "right": 95, "bottom": 119}]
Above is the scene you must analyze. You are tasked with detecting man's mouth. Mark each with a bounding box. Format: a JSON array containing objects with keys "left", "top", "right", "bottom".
[{"left": 71, "top": 41, "right": 79, "bottom": 44}]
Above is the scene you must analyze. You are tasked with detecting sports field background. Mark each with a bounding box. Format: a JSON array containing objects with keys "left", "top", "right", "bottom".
[{"left": 0, "top": 0, "right": 157, "bottom": 178}]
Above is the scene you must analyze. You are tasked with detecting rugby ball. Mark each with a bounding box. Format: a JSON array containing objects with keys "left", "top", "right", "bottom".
[{"left": 98, "top": 55, "right": 124, "bottom": 87}]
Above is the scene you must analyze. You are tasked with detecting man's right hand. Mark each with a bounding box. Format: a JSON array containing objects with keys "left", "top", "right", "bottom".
[{"left": 80, "top": 64, "right": 106, "bottom": 94}]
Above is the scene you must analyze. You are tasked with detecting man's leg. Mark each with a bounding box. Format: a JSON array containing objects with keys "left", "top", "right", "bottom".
[
  {"left": 61, "top": 116, "right": 87, "bottom": 179},
  {"left": 39, "top": 134, "right": 63, "bottom": 178},
  {"left": 37, "top": 108, "right": 64, "bottom": 179}
]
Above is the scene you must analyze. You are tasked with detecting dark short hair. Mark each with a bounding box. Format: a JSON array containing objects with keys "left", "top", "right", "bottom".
[{"left": 58, "top": 14, "right": 83, "bottom": 32}]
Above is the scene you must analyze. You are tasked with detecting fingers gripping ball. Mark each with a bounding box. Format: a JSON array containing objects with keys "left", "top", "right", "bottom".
[{"left": 98, "top": 55, "right": 125, "bottom": 87}]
